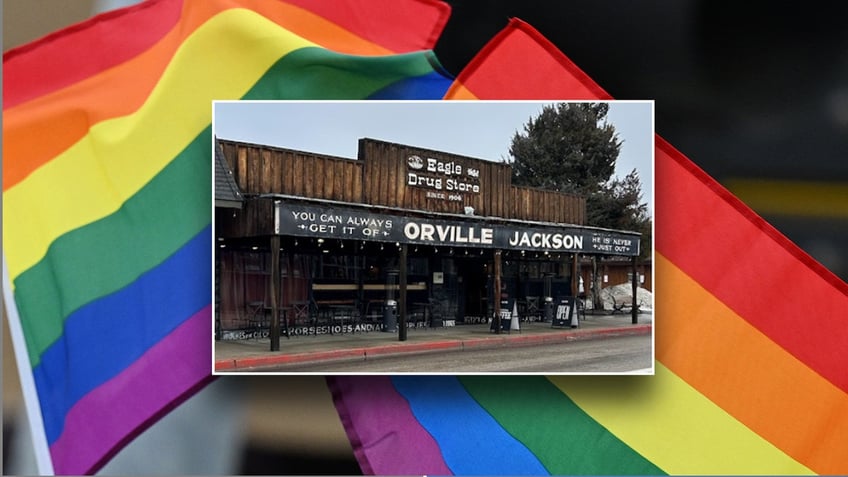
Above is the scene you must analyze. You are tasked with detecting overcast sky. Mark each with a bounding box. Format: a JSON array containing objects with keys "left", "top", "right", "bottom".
[{"left": 213, "top": 100, "right": 654, "bottom": 214}]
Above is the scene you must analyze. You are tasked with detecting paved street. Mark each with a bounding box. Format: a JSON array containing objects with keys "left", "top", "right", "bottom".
[{"left": 259, "top": 333, "right": 653, "bottom": 373}]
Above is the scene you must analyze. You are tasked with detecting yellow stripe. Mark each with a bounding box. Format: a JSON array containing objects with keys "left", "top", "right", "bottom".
[
  {"left": 725, "top": 178, "right": 848, "bottom": 218},
  {"left": 548, "top": 365, "right": 813, "bottom": 475},
  {"left": 655, "top": 254, "right": 848, "bottom": 473},
  {"left": 3, "top": 9, "right": 315, "bottom": 283}
]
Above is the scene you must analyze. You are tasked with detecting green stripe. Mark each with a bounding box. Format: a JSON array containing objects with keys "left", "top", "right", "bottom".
[
  {"left": 240, "top": 47, "right": 442, "bottom": 99},
  {"left": 14, "top": 130, "right": 211, "bottom": 368},
  {"left": 13, "top": 47, "right": 445, "bottom": 368},
  {"left": 458, "top": 376, "right": 666, "bottom": 475}
]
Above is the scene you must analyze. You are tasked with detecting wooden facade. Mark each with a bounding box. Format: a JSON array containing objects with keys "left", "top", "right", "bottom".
[
  {"left": 215, "top": 138, "right": 645, "bottom": 339},
  {"left": 217, "top": 137, "right": 585, "bottom": 238}
]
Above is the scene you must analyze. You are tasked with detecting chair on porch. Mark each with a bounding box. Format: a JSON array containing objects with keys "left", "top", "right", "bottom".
[
  {"left": 290, "top": 300, "right": 316, "bottom": 333},
  {"left": 427, "top": 299, "right": 446, "bottom": 328},
  {"left": 246, "top": 300, "right": 270, "bottom": 338},
  {"left": 330, "top": 302, "right": 361, "bottom": 332},
  {"left": 410, "top": 303, "right": 430, "bottom": 329},
  {"left": 525, "top": 296, "right": 541, "bottom": 322},
  {"left": 364, "top": 300, "right": 384, "bottom": 326}
]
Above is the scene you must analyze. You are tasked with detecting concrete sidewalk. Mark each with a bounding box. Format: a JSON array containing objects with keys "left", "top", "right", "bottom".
[{"left": 214, "top": 312, "right": 652, "bottom": 372}]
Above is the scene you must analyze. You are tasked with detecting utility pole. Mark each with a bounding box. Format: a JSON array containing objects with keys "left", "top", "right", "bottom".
[
  {"left": 399, "top": 243, "right": 408, "bottom": 341},
  {"left": 631, "top": 256, "right": 638, "bottom": 325},
  {"left": 270, "top": 235, "right": 281, "bottom": 351},
  {"left": 493, "top": 250, "right": 502, "bottom": 334}
]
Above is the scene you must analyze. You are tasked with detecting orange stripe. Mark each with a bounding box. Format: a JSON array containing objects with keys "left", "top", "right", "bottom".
[
  {"left": 444, "top": 82, "right": 478, "bottom": 99},
  {"left": 656, "top": 253, "right": 848, "bottom": 474},
  {"left": 3, "top": 0, "right": 391, "bottom": 191}
]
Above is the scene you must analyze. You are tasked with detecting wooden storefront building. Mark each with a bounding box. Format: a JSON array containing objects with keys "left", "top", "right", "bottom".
[{"left": 215, "top": 137, "right": 641, "bottom": 342}]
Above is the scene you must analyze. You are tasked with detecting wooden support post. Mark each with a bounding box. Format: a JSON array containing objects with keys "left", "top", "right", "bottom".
[
  {"left": 592, "top": 256, "right": 602, "bottom": 311},
  {"left": 399, "top": 243, "right": 408, "bottom": 342},
  {"left": 572, "top": 253, "right": 580, "bottom": 324},
  {"left": 571, "top": 254, "right": 579, "bottom": 296},
  {"left": 215, "top": 246, "right": 221, "bottom": 341},
  {"left": 270, "top": 235, "right": 281, "bottom": 351},
  {"left": 494, "top": 250, "right": 502, "bottom": 335},
  {"left": 631, "top": 256, "right": 638, "bottom": 325}
]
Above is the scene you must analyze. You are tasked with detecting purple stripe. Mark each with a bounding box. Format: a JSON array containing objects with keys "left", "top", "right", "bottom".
[
  {"left": 48, "top": 307, "right": 212, "bottom": 475},
  {"left": 328, "top": 376, "right": 451, "bottom": 475}
]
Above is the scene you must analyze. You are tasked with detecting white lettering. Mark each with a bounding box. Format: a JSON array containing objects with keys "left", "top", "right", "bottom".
[
  {"left": 427, "top": 158, "right": 438, "bottom": 172},
  {"left": 531, "top": 233, "right": 543, "bottom": 247},
  {"left": 426, "top": 158, "right": 463, "bottom": 176},
  {"left": 481, "top": 228, "right": 493, "bottom": 245},
  {"left": 445, "top": 178, "right": 481, "bottom": 193},
  {"left": 308, "top": 223, "right": 336, "bottom": 233},
  {"left": 436, "top": 224, "right": 451, "bottom": 242},
  {"left": 404, "top": 222, "right": 420, "bottom": 240},
  {"left": 572, "top": 236, "right": 583, "bottom": 249},
  {"left": 404, "top": 222, "right": 493, "bottom": 245},
  {"left": 551, "top": 234, "right": 563, "bottom": 248},
  {"left": 407, "top": 171, "right": 442, "bottom": 190},
  {"left": 421, "top": 223, "right": 435, "bottom": 241},
  {"left": 455, "top": 227, "right": 468, "bottom": 243},
  {"left": 508, "top": 231, "right": 583, "bottom": 250}
]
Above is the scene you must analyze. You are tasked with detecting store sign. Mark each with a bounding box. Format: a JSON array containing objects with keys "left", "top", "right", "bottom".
[
  {"left": 551, "top": 296, "right": 576, "bottom": 328},
  {"left": 275, "top": 203, "right": 639, "bottom": 256},
  {"left": 220, "top": 323, "right": 387, "bottom": 340},
  {"left": 406, "top": 155, "right": 481, "bottom": 201}
]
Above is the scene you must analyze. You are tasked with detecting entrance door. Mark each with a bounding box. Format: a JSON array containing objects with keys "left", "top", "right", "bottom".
[{"left": 456, "top": 257, "right": 488, "bottom": 322}]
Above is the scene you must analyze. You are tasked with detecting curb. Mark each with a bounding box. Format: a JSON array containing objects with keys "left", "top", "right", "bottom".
[{"left": 215, "top": 324, "right": 652, "bottom": 372}]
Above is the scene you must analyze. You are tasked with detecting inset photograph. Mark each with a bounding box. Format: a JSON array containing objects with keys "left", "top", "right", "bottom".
[{"left": 212, "top": 100, "right": 654, "bottom": 374}]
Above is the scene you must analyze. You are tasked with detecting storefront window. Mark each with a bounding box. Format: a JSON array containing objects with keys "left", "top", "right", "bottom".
[{"left": 315, "top": 254, "right": 362, "bottom": 281}]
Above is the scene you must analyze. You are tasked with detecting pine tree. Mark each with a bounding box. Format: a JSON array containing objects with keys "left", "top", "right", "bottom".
[
  {"left": 508, "top": 103, "right": 652, "bottom": 309},
  {"left": 509, "top": 102, "right": 620, "bottom": 196}
]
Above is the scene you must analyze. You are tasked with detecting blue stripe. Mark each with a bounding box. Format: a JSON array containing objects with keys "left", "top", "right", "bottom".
[
  {"left": 391, "top": 376, "right": 550, "bottom": 475},
  {"left": 367, "top": 70, "right": 454, "bottom": 99},
  {"left": 35, "top": 226, "right": 211, "bottom": 444}
]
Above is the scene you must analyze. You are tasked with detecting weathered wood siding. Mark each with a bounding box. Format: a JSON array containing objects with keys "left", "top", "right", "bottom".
[
  {"left": 218, "top": 138, "right": 586, "bottom": 236},
  {"left": 511, "top": 185, "right": 585, "bottom": 224},
  {"left": 215, "top": 199, "right": 274, "bottom": 237},
  {"left": 220, "top": 140, "right": 363, "bottom": 202}
]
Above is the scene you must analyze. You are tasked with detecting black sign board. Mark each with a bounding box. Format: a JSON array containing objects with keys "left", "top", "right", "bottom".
[
  {"left": 551, "top": 296, "right": 575, "bottom": 328},
  {"left": 275, "top": 202, "right": 640, "bottom": 256},
  {"left": 489, "top": 298, "right": 514, "bottom": 331}
]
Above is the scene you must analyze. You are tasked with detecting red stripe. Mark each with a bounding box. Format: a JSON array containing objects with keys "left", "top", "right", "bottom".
[
  {"left": 655, "top": 136, "right": 848, "bottom": 391},
  {"left": 448, "top": 18, "right": 611, "bottom": 100},
  {"left": 3, "top": 0, "right": 183, "bottom": 108}
]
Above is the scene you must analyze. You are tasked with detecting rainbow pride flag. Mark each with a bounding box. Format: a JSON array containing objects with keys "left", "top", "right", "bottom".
[
  {"left": 330, "top": 19, "right": 848, "bottom": 475},
  {"left": 2, "top": 0, "right": 452, "bottom": 474}
]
